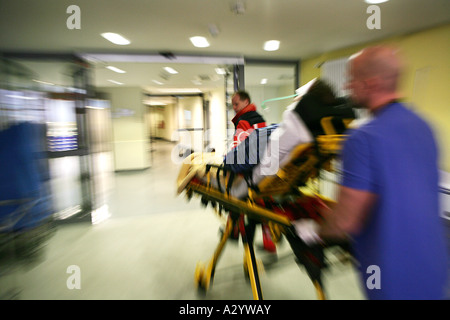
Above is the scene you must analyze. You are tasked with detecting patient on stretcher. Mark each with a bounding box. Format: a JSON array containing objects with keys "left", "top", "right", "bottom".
[{"left": 176, "top": 79, "right": 355, "bottom": 198}]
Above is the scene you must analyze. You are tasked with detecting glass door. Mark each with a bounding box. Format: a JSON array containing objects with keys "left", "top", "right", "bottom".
[{"left": 0, "top": 54, "right": 97, "bottom": 224}]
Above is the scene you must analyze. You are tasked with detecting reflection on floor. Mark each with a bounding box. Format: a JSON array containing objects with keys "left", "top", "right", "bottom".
[{"left": 0, "top": 141, "right": 367, "bottom": 300}]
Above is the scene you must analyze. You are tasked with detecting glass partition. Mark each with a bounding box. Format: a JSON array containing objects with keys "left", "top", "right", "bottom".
[
  {"left": 244, "top": 61, "right": 298, "bottom": 125},
  {"left": 0, "top": 54, "right": 100, "bottom": 224}
]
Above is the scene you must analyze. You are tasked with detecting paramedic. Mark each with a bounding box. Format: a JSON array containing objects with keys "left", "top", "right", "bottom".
[
  {"left": 229, "top": 91, "right": 276, "bottom": 251},
  {"left": 319, "top": 46, "right": 448, "bottom": 299},
  {"left": 231, "top": 91, "right": 266, "bottom": 148}
]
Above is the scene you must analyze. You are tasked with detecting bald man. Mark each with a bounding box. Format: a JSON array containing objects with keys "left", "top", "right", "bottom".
[{"left": 318, "top": 46, "right": 448, "bottom": 299}]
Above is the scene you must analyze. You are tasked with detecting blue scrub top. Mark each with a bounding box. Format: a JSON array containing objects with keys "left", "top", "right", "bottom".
[{"left": 341, "top": 102, "right": 448, "bottom": 300}]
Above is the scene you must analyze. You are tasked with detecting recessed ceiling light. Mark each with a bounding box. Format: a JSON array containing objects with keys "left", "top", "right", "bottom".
[
  {"left": 148, "top": 102, "right": 167, "bottom": 106},
  {"left": 108, "top": 79, "right": 124, "bottom": 85},
  {"left": 106, "top": 66, "right": 126, "bottom": 73},
  {"left": 164, "top": 67, "right": 178, "bottom": 74},
  {"left": 101, "top": 33, "right": 130, "bottom": 45},
  {"left": 152, "top": 80, "right": 164, "bottom": 85},
  {"left": 190, "top": 36, "right": 210, "bottom": 48},
  {"left": 263, "top": 40, "right": 280, "bottom": 51},
  {"left": 364, "top": 0, "right": 389, "bottom": 4},
  {"left": 215, "top": 68, "right": 226, "bottom": 75},
  {"left": 260, "top": 78, "right": 268, "bottom": 85}
]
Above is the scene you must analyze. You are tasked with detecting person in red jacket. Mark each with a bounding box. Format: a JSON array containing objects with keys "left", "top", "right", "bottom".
[
  {"left": 231, "top": 91, "right": 266, "bottom": 148},
  {"left": 229, "top": 91, "right": 276, "bottom": 252}
]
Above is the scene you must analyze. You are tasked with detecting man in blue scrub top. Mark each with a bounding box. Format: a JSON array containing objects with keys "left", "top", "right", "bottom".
[{"left": 319, "top": 46, "right": 448, "bottom": 299}]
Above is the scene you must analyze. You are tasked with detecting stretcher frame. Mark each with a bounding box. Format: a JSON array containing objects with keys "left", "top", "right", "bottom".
[{"left": 184, "top": 116, "right": 351, "bottom": 300}]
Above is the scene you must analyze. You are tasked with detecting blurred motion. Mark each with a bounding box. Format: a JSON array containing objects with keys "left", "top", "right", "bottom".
[
  {"left": 0, "top": 0, "right": 448, "bottom": 302},
  {"left": 0, "top": 55, "right": 114, "bottom": 299},
  {"left": 320, "top": 46, "right": 448, "bottom": 299}
]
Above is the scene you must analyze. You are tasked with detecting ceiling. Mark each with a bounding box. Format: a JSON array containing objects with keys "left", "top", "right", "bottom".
[
  {"left": 1, "top": 0, "right": 449, "bottom": 93},
  {"left": 90, "top": 60, "right": 296, "bottom": 92}
]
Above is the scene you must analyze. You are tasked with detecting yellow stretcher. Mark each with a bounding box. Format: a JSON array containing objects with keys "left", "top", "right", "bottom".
[{"left": 180, "top": 116, "right": 352, "bottom": 300}]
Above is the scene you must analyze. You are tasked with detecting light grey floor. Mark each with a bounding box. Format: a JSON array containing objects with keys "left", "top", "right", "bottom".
[{"left": 0, "top": 141, "right": 367, "bottom": 300}]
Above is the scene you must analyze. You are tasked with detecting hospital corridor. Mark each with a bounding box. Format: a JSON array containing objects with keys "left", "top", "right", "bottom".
[
  {"left": 0, "top": 140, "right": 366, "bottom": 300},
  {"left": 1, "top": 0, "right": 450, "bottom": 303}
]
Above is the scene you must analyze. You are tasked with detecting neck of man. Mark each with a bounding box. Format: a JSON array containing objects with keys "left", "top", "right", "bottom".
[{"left": 369, "top": 92, "right": 401, "bottom": 114}]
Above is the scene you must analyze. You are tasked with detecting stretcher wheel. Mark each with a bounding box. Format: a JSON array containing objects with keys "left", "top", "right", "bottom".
[
  {"left": 243, "top": 257, "right": 250, "bottom": 282},
  {"left": 186, "top": 188, "right": 193, "bottom": 200},
  {"left": 268, "top": 221, "right": 283, "bottom": 243},
  {"left": 194, "top": 262, "right": 208, "bottom": 295}
]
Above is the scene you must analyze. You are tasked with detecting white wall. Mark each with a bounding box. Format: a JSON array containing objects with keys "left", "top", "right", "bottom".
[
  {"left": 177, "top": 96, "right": 203, "bottom": 129},
  {"left": 207, "top": 87, "right": 227, "bottom": 156},
  {"left": 111, "top": 118, "right": 150, "bottom": 170},
  {"left": 101, "top": 86, "right": 150, "bottom": 171},
  {"left": 164, "top": 103, "right": 176, "bottom": 141}
]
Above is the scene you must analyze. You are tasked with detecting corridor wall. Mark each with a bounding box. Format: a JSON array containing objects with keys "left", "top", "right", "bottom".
[
  {"left": 300, "top": 23, "right": 450, "bottom": 171},
  {"left": 101, "top": 86, "right": 151, "bottom": 171}
]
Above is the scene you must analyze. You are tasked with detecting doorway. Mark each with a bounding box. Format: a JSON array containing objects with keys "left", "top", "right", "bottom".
[{"left": 84, "top": 53, "right": 244, "bottom": 165}]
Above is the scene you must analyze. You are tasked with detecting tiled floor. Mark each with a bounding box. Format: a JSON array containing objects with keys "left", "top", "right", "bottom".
[{"left": 1, "top": 141, "right": 369, "bottom": 300}]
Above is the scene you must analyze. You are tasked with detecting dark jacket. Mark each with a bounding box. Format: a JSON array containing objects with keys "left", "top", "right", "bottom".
[{"left": 231, "top": 103, "right": 266, "bottom": 147}]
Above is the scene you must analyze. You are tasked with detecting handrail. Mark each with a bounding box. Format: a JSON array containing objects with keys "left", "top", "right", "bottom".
[{"left": 261, "top": 94, "right": 298, "bottom": 110}]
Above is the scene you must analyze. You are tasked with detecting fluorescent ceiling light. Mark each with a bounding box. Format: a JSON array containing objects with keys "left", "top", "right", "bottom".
[
  {"left": 101, "top": 33, "right": 130, "bottom": 45},
  {"left": 215, "top": 68, "right": 226, "bottom": 75},
  {"left": 263, "top": 40, "right": 280, "bottom": 51},
  {"left": 364, "top": 0, "right": 389, "bottom": 3},
  {"left": 164, "top": 67, "right": 178, "bottom": 74},
  {"left": 152, "top": 80, "right": 164, "bottom": 85},
  {"left": 32, "top": 79, "right": 55, "bottom": 86},
  {"left": 5, "top": 95, "right": 38, "bottom": 100},
  {"left": 155, "top": 88, "right": 202, "bottom": 94},
  {"left": 190, "top": 36, "right": 210, "bottom": 48},
  {"left": 107, "top": 79, "right": 124, "bottom": 85},
  {"left": 260, "top": 78, "right": 268, "bottom": 85},
  {"left": 106, "top": 66, "right": 126, "bottom": 73},
  {"left": 86, "top": 105, "right": 105, "bottom": 110}
]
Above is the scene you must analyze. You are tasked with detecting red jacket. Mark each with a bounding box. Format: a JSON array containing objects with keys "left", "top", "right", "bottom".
[{"left": 232, "top": 104, "right": 266, "bottom": 147}]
